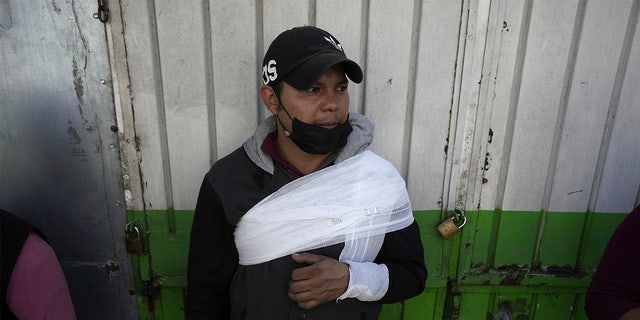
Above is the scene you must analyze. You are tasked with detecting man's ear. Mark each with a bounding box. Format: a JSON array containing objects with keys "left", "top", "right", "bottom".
[{"left": 260, "top": 85, "right": 280, "bottom": 115}]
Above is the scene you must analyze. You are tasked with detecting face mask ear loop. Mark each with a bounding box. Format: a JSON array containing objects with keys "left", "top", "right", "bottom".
[
  {"left": 276, "top": 98, "right": 294, "bottom": 121},
  {"left": 273, "top": 93, "right": 294, "bottom": 136},
  {"left": 276, "top": 114, "right": 292, "bottom": 137}
]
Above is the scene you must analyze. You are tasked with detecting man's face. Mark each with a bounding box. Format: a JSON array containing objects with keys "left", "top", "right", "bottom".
[{"left": 277, "top": 64, "right": 350, "bottom": 129}]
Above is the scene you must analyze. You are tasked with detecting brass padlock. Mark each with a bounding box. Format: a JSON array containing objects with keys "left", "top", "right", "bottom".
[
  {"left": 125, "top": 222, "right": 144, "bottom": 255},
  {"left": 437, "top": 210, "right": 467, "bottom": 239}
]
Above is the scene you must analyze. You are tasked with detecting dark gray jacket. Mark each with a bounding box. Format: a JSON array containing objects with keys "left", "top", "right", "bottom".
[{"left": 186, "top": 114, "right": 427, "bottom": 319}]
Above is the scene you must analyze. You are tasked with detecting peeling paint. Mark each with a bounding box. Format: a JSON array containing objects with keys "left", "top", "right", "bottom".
[
  {"left": 483, "top": 152, "right": 491, "bottom": 171},
  {"left": 71, "top": 0, "right": 89, "bottom": 69},
  {"left": 72, "top": 57, "right": 85, "bottom": 108},
  {"left": 67, "top": 125, "right": 82, "bottom": 145},
  {"left": 500, "top": 271, "right": 526, "bottom": 285},
  {"left": 483, "top": 152, "right": 492, "bottom": 171}
]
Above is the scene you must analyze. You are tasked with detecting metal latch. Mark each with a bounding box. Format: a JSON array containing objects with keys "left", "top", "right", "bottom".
[
  {"left": 125, "top": 221, "right": 144, "bottom": 255},
  {"left": 93, "top": 0, "right": 109, "bottom": 23}
]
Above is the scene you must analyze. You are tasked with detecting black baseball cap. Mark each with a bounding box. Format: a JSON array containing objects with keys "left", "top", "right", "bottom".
[{"left": 261, "top": 26, "right": 363, "bottom": 90}]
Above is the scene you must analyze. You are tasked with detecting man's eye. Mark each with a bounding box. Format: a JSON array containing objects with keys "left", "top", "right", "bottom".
[
  {"left": 305, "top": 87, "right": 319, "bottom": 93},
  {"left": 337, "top": 86, "right": 348, "bottom": 92}
]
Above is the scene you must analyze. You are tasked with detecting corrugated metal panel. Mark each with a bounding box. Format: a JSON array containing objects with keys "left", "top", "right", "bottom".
[
  {"left": 116, "top": 0, "right": 472, "bottom": 213},
  {"left": 109, "top": 0, "right": 640, "bottom": 318},
  {"left": 115, "top": 0, "right": 640, "bottom": 213},
  {"left": 454, "top": 0, "right": 639, "bottom": 269},
  {"left": 470, "top": 0, "right": 639, "bottom": 214},
  {"left": 407, "top": 0, "right": 463, "bottom": 210}
]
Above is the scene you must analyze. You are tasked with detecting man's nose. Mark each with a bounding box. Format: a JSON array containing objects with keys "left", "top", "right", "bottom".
[{"left": 320, "top": 90, "right": 339, "bottom": 111}]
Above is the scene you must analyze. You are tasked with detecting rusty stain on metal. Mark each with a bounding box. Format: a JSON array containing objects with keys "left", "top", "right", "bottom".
[
  {"left": 502, "top": 21, "right": 510, "bottom": 32},
  {"left": 465, "top": 263, "right": 588, "bottom": 287},
  {"left": 483, "top": 152, "right": 491, "bottom": 171},
  {"left": 61, "top": 260, "right": 120, "bottom": 275},
  {"left": 500, "top": 271, "right": 526, "bottom": 285},
  {"left": 105, "top": 261, "right": 120, "bottom": 273},
  {"left": 472, "top": 262, "right": 485, "bottom": 269},
  {"left": 543, "top": 265, "right": 587, "bottom": 279}
]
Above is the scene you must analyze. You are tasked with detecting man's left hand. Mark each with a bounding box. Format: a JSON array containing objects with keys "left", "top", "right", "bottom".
[{"left": 288, "top": 252, "right": 350, "bottom": 309}]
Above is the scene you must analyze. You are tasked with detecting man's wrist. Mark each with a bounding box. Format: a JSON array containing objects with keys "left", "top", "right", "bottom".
[{"left": 337, "top": 261, "right": 389, "bottom": 302}]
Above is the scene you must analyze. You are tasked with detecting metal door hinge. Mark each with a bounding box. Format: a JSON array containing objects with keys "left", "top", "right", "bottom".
[{"left": 93, "top": 0, "right": 108, "bottom": 23}]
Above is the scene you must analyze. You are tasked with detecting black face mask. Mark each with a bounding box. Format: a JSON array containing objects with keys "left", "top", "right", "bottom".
[{"left": 276, "top": 102, "right": 353, "bottom": 155}]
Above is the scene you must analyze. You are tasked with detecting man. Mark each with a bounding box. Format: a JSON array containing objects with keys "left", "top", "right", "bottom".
[{"left": 186, "top": 26, "right": 427, "bottom": 319}]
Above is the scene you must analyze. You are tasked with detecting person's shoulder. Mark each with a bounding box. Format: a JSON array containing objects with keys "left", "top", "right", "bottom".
[
  {"left": 616, "top": 205, "right": 640, "bottom": 236},
  {"left": 629, "top": 205, "right": 640, "bottom": 217},
  {"left": 1, "top": 209, "right": 37, "bottom": 239},
  {"left": 209, "top": 147, "right": 249, "bottom": 171},
  {"left": 1, "top": 208, "right": 26, "bottom": 225},
  {"left": 206, "top": 147, "right": 256, "bottom": 182}
]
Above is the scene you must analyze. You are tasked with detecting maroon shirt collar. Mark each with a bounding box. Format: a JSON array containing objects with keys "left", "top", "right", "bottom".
[
  {"left": 261, "top": 131, "right": 305, "bottom": 178},
  {"left": 261, "top": 131, "right": 349, "bottom": 179}
]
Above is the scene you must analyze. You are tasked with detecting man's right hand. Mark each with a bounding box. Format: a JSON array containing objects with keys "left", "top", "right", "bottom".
[{"left": 288, "top": 253, "right": 350, "bottom": 309}]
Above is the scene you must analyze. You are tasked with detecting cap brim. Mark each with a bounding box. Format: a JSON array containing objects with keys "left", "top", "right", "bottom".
[{"left": 284, "top": 53, "right": 363, "bottom": 90}]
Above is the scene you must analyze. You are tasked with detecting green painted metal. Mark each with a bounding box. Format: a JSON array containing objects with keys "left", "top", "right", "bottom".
[
  {"left": 454, "top": 288, "right": 588, "bottom": 319},
  {"left": 379, "top": 302, "right": 402, "bottom": 319},
  {"left": 457, "top": 211, "right": 626, "bottom": 288},
  {"left": 493, "top": 211, "right": 540, "bottom": 266},
  {"left": 126, "top": 209, "right": 627, "bottom": 319},
  {"left": 538, "top": 212, "right": 586, "bottom": 267},
  {"left": 403, "top": 288, "right": 447, "bottom": 319},
  {"left": 414, "top": 211, "right": 451, "bottom": 288}
]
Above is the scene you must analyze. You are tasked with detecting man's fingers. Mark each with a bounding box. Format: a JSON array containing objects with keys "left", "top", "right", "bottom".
[
  {"left": 291, "top": 253, "right": 324, "bottom": 281},
  {"left": 288, "top": 287, "right": 327, "bottom": 310},
  {"left": 291, "top": 252, "right": 322, "bottom": 264},
  {"left": 288, "top": 253, "right": 349, "bottom": 309},
  {"left": 288, "top": 279, "right": 309, "bottom": 294}
]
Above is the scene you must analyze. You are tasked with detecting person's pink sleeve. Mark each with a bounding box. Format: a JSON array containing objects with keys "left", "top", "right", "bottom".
[{"left": 6, "top": 232, "right": 77, "bottom": 320}]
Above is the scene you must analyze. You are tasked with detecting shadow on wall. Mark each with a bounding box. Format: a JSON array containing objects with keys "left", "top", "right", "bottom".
[{"left": 0, "top": 87, "right": 127, "bottom": 319}]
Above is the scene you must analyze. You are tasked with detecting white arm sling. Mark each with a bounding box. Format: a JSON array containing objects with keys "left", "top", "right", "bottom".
[{"left": 234, "top": 150, "right": 414, "bottom": 266}]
